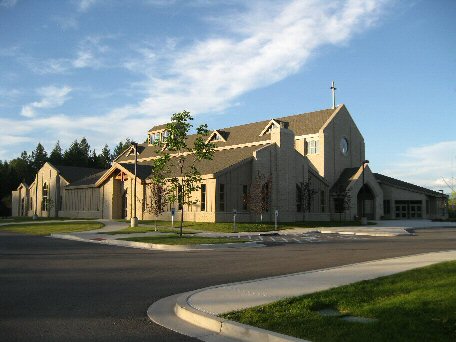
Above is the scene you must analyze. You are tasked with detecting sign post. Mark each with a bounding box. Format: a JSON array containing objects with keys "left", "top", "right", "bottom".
[
  {"left": 171, "top": 208, "right": 175, "bottom": 228},
  {"left": 275, "top": 209, "right": 279, "bottom": 230},
  {"left": 233, "top": 209, "right": 237, "bottom": 233}
]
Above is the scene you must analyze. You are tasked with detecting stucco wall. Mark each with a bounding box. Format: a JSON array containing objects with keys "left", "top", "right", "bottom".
[
  {"left": 11, "top": 190, "right": 19, "bottom": 217},
  {"left": 323, "top": 106, "right": 365, "bottom": 187},
  {"left": 26, "top": 163, "right": 68, "bottom": 218}
]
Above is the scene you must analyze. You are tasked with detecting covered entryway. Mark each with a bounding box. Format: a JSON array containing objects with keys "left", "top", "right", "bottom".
[{"left": 357, "top": 184, "right": 375, "bottom": 220}]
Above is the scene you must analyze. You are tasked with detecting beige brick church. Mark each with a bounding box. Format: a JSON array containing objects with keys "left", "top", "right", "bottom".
[{"left": 12, "top": 104, "right": 448, "bottom": 222}]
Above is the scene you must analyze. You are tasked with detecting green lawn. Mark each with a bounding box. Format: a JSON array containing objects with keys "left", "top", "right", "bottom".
[
  {"left": 222, "top": 261, "right": 456, "bottom": 342},
  {"left": 108, "top": 220, "right": 374, "bottom": 234},
  {"left": 1, "top": 216, "right": 72, "bottom": 222},
  {"left": 106, "top": 226, "right": 196, "bottom": 235},
  {"left": 0, "top": 222, "right": 104, "bottom": 235},
  {"left": 120, "top": 235, "right": 248, "bottom": 245}
]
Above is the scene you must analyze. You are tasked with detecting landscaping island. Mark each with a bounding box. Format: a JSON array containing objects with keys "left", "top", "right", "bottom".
[{"left": 222, "top": 261, "right": 456, "bottom": 341}]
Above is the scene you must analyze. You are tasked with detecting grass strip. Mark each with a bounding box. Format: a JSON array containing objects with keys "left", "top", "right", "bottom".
[
  {"left": 120, "top": 235, "right": 248, "bottom": 245},
  {"left": 109, "top": 220, "right": 374, "bottom": 234},
  {"left": 222, "top": 261, "right": 456, "bottom": 342},
  {"left": 0, "top": 222, "right": 104, "bottom": 236}
]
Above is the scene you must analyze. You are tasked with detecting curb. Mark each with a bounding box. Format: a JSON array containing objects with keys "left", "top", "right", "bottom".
[
  {"left": 49, "top": 233, "right": 263, "bottom": 251},
  {"left": 157, "top": 250, "right": 456, "bottom": 342},
  {"left": 174, "top": 292, "right": 308, "bottom": 342}
]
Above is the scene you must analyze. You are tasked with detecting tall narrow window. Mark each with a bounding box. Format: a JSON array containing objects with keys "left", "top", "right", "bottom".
[
  {"left": 320, "top": 190, "right": 326, "bottom": 212},
  {"left": 242, "top": 185, "right": 248, "bottom": 210},
  {"left": 308, "top": 139, "right": 319, "bottom": 154},
  {"left": 201, "top": 184, "right": 206, "bottom": 211},
  {"left": 219, "top": 184, "right": 225, "bottom": 211}
]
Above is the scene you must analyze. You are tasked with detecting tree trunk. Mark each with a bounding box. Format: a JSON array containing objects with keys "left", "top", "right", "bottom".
[{"left": 180, "top": 206, "right": 184, "bottom": 237}]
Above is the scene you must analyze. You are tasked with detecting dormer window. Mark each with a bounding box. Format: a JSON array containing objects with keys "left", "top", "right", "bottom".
[
  {"left": 259, "top": 119, "right": 286, "bottom": 136},
  {"left": 206, "top": 130, "right": 226, "bottom": 143}
]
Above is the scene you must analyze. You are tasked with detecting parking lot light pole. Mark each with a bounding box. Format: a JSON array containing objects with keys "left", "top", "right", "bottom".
[{"left": 131, "top": 142, "right": 138, "bottom": 228}]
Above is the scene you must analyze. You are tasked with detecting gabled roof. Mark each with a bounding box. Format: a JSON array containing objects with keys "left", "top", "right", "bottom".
[
  {"left": 16, "top": 182, "right": 29, "bottom": 190},
  {"left": 104, "top": 145, "right": 264, "bottom": 184},
  {"left": 374, "top": 173, "right": 446, "bottom": 197},
  {"left": 148, "top": 123, "right": 168, "bottom": 132},
  {"left": 259, "top": 119, "right": 287, "bottom": 136},
  {"left": 206, "top": 130, "right": 227, "bottom": 143},
  {"left": 53, "top": 164, "right": 106, "bottom": 184},
  {"left": 176, "top": 145, "right": 260, "bottom": 177},
  {"left": 117, "top": 107, "right": 336, "bottom": 163},
  {"left": 330, "top": 167, "right": 360, "bottom": 193},
  {"left": 66, "top": 170, "right": 108, "bottom": 188},
  {"left": 118, "top": 163, "right": 154, "bottom": 180}
]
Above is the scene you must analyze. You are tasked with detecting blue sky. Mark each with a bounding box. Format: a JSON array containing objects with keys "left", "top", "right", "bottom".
[{"left": 0, "top": 0, "right": 455, "bottom": 192}]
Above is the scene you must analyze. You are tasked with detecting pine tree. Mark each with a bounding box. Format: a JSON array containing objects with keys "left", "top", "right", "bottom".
[
  {"left": 99, "top": 144, "right": 112, "bottom": 169},
  {"left": 78, "top": 137, "right": 90, "bottom": 166},
  {"left": 49, "top": 141, "right": 63, "bottom": 166},
  {"left": 31, "top": 143, "right": 48, "bottom": 173},
  {"left": 63, "top": 140, "right": 85, "bottom": 166},
  {"left": 88, "top": 149, "right": 99, "bottom": 168}
]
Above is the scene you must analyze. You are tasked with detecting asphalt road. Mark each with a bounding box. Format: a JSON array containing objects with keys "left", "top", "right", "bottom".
[{"left": 1, "top": 228, "right": 455, "bottom": 341}]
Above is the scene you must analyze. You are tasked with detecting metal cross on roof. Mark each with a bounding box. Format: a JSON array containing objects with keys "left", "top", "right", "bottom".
[{"left": 330, "top": 81, "right": 337, "bottom": 109}]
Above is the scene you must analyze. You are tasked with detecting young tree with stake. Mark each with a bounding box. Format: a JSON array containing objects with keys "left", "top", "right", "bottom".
[{"left": 152, "top": 111, "right": 214, "bottom": 237}]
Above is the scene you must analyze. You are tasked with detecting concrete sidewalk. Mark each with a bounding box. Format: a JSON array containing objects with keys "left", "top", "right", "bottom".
[{"left": 148, "top": 250, "right": 456, "bottom": 342}]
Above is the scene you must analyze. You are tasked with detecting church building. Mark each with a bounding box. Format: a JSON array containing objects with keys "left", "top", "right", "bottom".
[{"left": 12, "top": 104, "right": 448, "bottom": 222}]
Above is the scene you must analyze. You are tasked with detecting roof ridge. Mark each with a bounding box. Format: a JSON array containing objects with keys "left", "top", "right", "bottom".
[{"left": 217, "top": 107, "right": 334, "bottom": 132}]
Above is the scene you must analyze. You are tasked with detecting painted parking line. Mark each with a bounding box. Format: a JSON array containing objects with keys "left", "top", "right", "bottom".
[
  {"left": 292, "top": 238, "right": 302, "bottom": 243},
  {"left": 281, "top": 237, "right": 288, "bottom": 242}
]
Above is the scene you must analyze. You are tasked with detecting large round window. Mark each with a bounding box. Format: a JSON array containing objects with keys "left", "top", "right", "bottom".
[{"left": 340, "top": 137, "right": 349, "bottom": 156}]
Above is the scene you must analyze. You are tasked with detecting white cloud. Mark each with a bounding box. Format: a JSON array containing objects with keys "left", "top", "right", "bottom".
[
  {"left": 3, "top": 0, "right": 392, "bottom": 159},
  {"left": 0, "top": 0, "right": 18, "bottom": 8},
  {"left": 381, "top": 141, "right": 456, "bottom": 192},
  {"left": 127, "top": 0, "right": 391, "bottom": 116},
  {"left": 72, "top": 35, "right": 109, "bottom": 68},
  {"left": 52, "top": 16, "right": 79, "bottom": 30},
  {"left": 77, "top": 0, "right": 97, "bottom": 12},
  {"left": 20, "top": 85, "right": 72, "bottom": 117},
  {"left": 20, "top": 35, "right": 112, "bottom": 74}
]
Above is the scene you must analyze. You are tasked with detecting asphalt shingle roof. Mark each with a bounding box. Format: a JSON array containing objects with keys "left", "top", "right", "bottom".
[
  {"left": 54, "top": 165, "right": 106, "bottom": 184},
  {"left": 118, "top": 145, "right": 263, "bottom": 180},
  {"left": 374, "top": 173, "right": 445, "bottom": 197},
  {"left": 118, "top": 108, "right": 334, "bottom": 163},
  {"left": 67, "top": 170, "right": 108, "bottom": 187}
]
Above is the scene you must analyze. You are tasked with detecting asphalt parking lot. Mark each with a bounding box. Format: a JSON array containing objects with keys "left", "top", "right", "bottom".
[{"left": 1, "top": 228, "right": 455, "bottom": 342}]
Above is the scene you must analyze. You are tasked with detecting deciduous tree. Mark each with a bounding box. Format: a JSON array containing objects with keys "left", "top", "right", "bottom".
[
  {"left": 247, "top": 171, "right": 272, "bottom": 222},
  {"left": 152, "top": 110, "right": 214, "bottom": 237}
]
